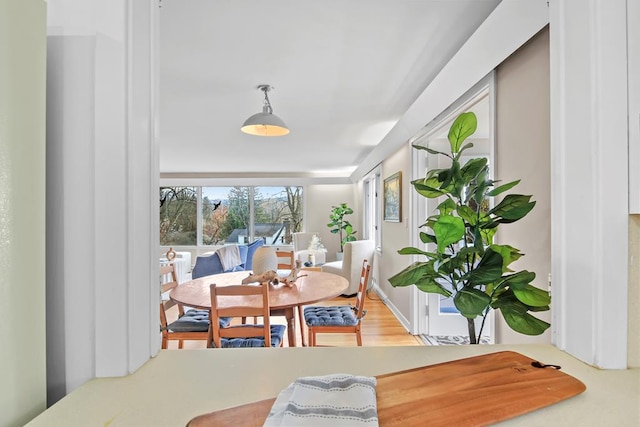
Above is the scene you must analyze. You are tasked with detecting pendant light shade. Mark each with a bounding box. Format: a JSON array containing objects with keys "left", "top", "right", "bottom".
[{"left": 241, "top": 85, "right": 289, "bottom": 136}]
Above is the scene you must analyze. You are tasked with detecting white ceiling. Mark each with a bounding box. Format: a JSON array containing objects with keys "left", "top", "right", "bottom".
[{"left": 158, "top": 0, "right": 501, "bottom": 180}]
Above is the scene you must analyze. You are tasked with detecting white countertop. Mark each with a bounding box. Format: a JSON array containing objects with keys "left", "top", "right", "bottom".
[{"left": 27, "top": 344, "right": 639, "bottom": 426}]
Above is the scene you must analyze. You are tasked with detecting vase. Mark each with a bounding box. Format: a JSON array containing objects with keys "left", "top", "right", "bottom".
[{"left": 251, "top": 246, "right": 277, "bottom": 275}]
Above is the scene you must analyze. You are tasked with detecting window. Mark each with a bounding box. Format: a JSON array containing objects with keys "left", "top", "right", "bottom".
[
  {"left": 161, "top": 185, "right": 303, "bottom": 247},
  {"left": 160, "top": 186, "right": 197, "bottom": 245}
]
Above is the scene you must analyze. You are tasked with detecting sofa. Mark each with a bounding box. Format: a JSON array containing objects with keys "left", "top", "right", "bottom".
[
  {"left": 322, "top": 240, "right": 375, "bottom": 296},
  {"left": 192, "top": 239, "right": 264, "bottom": 279}
]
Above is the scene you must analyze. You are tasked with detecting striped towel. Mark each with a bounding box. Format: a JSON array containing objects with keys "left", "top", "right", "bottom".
[{"left": 263, "top": 374, "right": 378, "bottom": 426}]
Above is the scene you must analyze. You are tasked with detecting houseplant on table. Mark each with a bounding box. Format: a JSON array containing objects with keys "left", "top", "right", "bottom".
[
  {"left": 389, "top": 112, "right": 550, "bottom": 344},
  {"left": 327, "top": 203, "right": 357, "bottom": 259}
]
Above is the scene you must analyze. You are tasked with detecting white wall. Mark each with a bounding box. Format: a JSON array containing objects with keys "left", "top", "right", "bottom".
[
  {"left": 494, "top": 27, "right": 551, "bottom": 344},
  {"left": 0, "top": 0, "right": 47, "bottom": 425}
]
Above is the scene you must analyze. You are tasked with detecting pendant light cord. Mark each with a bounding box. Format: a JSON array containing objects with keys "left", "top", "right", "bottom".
[{"left": 262, "top": 87, "right": 273, "bottom": 114}]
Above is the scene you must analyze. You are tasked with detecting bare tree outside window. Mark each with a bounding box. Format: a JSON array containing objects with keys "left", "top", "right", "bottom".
[
  {"left": 160, "top": 187, "right": 197, "bottom": 245},
  {"left": 161, "top": 185, "right": 303, "bottom": 247}
]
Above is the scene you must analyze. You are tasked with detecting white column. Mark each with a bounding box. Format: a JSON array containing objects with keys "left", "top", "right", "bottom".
[
  {"left": 549, "top": 0, "right": 629, "bottom": 368},
  {"left": 46, "top": 0, "right": 159, "bottom": 402}
]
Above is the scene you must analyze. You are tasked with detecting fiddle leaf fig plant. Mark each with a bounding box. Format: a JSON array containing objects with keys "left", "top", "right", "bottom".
[
  {"left": 327, "top": 203, "right": 357, "bottom": 252},
  {"left": 389, "top": 112, "right": 550, "bottom": 344}
]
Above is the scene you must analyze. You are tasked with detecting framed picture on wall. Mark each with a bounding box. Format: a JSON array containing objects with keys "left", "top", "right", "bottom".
[{"left": 383, "top": 171, "right": 402, "bottom": 222}]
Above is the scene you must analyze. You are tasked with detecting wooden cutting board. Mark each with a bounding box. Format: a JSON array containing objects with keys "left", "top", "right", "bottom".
[{"left": 187, "top": 351, "right": 586, "bottom": 426}]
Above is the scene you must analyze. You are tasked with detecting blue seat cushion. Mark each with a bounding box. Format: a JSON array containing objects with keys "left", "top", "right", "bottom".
[
  {"left": 168, "top": 309, "right": 230, "bottom": 332},
  {"left": 216, "top": 324, "right": 286, "bottom": 348},
  {"left": 304, "top": 306, "right": 358, "bottom": 327}
]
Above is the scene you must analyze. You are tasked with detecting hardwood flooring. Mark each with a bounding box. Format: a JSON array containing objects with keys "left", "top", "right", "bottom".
[{"left": 164, "top": 290, "right": 424, "bottom": 349}]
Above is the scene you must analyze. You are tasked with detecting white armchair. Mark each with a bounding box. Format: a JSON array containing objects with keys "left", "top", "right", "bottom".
[
  {"left": 322, "top": 240, "right": 375, "bottom": 296},
  {"left": 292, "top": 232, "right": 326, "bottom": 266}
]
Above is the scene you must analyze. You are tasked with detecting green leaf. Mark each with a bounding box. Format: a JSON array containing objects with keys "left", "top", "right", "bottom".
[
  {"left": 490, "top": 194, "right": 536, "bottom": 222},
  {"left": 501, "top": 270, "right": 536, "bottom": 290},
  {"left": 437, "top": 199, "right": 457, "bottom": 216},
  {"left": 460, "top": 158, "right": 487, "bottom": 182},
  {"left": 454, "top": 288, "right": 491, "bottom": 319},
  {"left": 397, "top": 247, "right": 431, "bottom": 257},
  {"left": 412, "top": 144, "right": 452, "bottom": 159},
  {"left": 491, "top": 291, "right": 551, "bottom": 335},
  {"left": 448, "top": 112, "right": 478, "bottom": 153},
  {"left": 438, "top": 166, "right": 455, "bottom": 190},
  {"left": 455, "top": 142, "right": 475, "bottom": 158},
  {"left": 513, "top": 284, "right": 550, "bottom": 307},
  {"left": 419, "top": 232, "right": 437, "bottom": 244},
  {"left": 479, "top": 225, "right": 497, "bottom": 245},
  {"left": 433, "top": 216, "right": 465, "bottom": 253},
  {"left": 388, "top": 262, "right": 430, "bottom": 288},
  {"left": 499, "top": 307, "right": 551, "bottom": 335},
  {"left": 415, "top": 277, "right": 452, "bottom": 297},
  {"left": 468, "top": 248, "right": 504, "bottom": 284},
  {"left": 488, "top": 244, "right": 523, "bottom": 271},
  {"left": 488, "top": 179, "right": 521, "bottom": 197},
  {"left": 413, "top": 177, "right": 446, "bottom": 198},
  {"left": 456, "top": 205, "right": 477, "bottom": 225}
]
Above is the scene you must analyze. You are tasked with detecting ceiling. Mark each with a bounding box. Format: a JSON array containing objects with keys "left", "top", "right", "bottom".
[{"left": 158, "top": 0, "right": 502, "bottom": 180}]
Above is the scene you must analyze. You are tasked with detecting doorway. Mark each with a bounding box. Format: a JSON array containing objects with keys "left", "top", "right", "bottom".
[{"left": 409, "top": 75, "right": 495, "bottom": 343}]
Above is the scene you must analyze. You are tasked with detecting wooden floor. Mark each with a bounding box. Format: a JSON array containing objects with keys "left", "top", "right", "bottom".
[{"left": 164, "top": 290, "right": 424, "bottom": 349}]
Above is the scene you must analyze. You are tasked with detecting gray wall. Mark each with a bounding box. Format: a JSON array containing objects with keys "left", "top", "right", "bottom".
[
  {"left": 377, "top": 144, "right": 413, "bottom": 325},
  {"left": 305, "top": 184, "right": 357, "bottom": 262},
  {"left": 494, "top": 27, "right": 551, "bottom": 343}
]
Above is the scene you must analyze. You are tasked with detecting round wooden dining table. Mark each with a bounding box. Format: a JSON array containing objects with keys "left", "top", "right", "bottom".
[{"left": 169, "top": 270, "right": 349, "bottom": 347}]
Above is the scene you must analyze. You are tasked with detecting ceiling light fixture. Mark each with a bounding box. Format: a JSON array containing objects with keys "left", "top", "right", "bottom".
[{"left": 241, "top": 84, "right": 289, "bottom": 136}]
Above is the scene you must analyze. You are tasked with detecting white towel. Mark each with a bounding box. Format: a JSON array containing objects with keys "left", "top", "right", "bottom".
[
  {"left": 264, "top": 374, "right": 378, "bottom": 426},
  {"left": 216, "top": 245, "right": 241, "bottom": 271}
]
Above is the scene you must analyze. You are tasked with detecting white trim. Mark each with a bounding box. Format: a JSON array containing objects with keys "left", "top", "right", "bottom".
[
  {"left": 549, "top": 0, "right": 629, "bottom": 369},
  {"left": 409, "top": 140, "right": 427, "bottom": 335},
  {"left": 372, "top": 285, "right": 412, "bottom": 334}
]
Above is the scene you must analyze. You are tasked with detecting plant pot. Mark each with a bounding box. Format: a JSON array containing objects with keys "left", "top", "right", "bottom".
[{"left": 336, "top": 252, "right": 344, "bottom": 261}]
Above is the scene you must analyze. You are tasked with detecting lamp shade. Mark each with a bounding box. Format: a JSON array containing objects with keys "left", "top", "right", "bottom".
[{"left": 241, "top": 108, "right": 290, "bottom": 136}]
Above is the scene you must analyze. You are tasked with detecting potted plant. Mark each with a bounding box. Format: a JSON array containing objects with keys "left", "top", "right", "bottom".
[
  {"left": 389, "top": 112, "right": 550, "bottom": 344},
  {"left": 327, "top": 203, "right": 357, "bottom": 259}
]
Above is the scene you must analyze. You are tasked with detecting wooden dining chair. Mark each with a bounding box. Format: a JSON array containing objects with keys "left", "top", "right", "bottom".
[
  {"left": 294, "top": 266, "right": 322, "bottom": 346},
  {"left": 275, "top": 250, "right": 295, "bottom": 271},
  {"left": 160, "top": 263, "right": 223, "bottom": 349},
  {"left": 304, "top": 259, "right": 371, "bottom": 347},
  {"left": 209, "top": 283, "right": 286, "bottom": 348}
]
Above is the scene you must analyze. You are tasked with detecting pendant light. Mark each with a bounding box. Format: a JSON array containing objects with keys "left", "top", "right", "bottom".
[{"left": 241, "top": 84, "right": 290, "bottom": 136}]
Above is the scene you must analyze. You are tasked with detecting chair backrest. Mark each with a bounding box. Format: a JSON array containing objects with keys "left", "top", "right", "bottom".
[
  {"left": 209, "top": 283, "right": 273, "bottom": 347},
  {"left": 354, "top": 259, "right": 372, "bottom": 319},
  {"left": 342, "top": 240, "right": 375, "bottom": 295},
  {"left": 160, "top": 263, "right": 183, "bottom": 329},
  {"left": 275, "top": 250, "right": 294, "bottom": 270}
]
